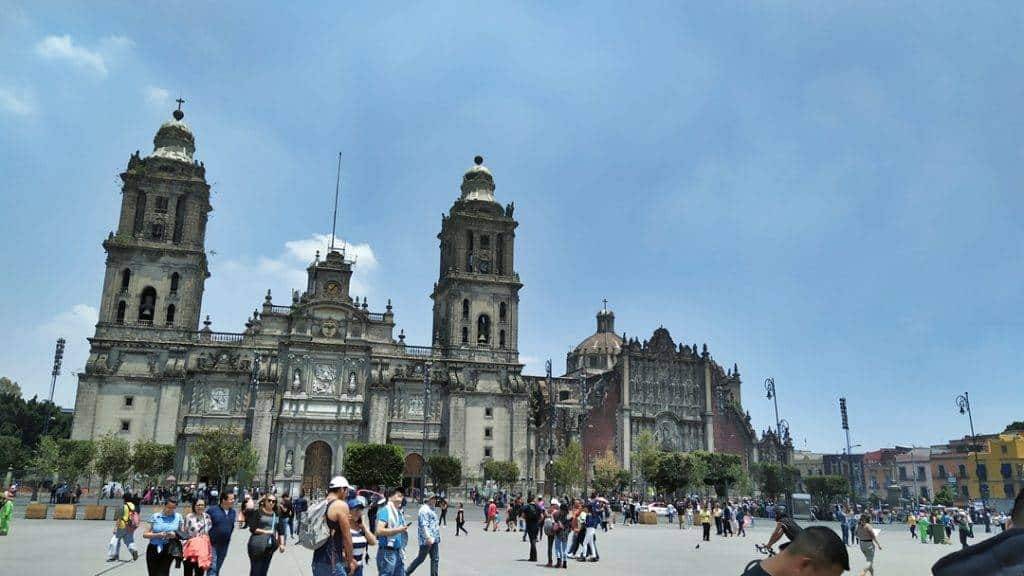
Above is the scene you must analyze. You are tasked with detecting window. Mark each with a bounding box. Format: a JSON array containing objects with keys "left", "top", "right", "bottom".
[
  {"left": 980, "top": 483, "right": 990, "bottom": 497},
  {"left": 916, "top": 466, "right": 925, "bottom": 480},
  {"left": 138, "top": 287, "right": 157, "bottom": 322},
  {"left": 499, "top": 330, "right": 506, "bottom": 349},
  {"left": 1002, "top": 445, "right": 1008, "bottom": 454},
  {"left": 938, "top": 465, "right": 947, "bottom": 478},
  {"left": 481, "top": 235, "right": 490, "bottom": 249},
  {"left": 559, "top": 390, "right": 570, "bottom": 402},
  {"left": 496, "top": 234, "right": 504, "bottom": 274},
  {"left": 1005, "top": 484, "right": 1016, "bottom": 499},
  {"left": 589, "top": 356, "right": 599, "bottom": 368},
  {"left": 165, "top": 304, "right": 176, "bottom": 325},
  {"left": 484, "top": 407, "right": 493, "bottom": 418},
  {"left": 155, "top": 196, "right": 169, "bottom": 213},
  {"left": 958, "top": 464, "right": 967, "bottom": 478},
  {"left": 120, "top": 420, "right": 131, "bottom": 432},
  {"left": 462, "top": 299, "right": 470, "bottom": 320},
  {"left": 172, "top": 197, "right": 186, "bottom": 243},
  {"left": 461, "top": 326, "right": 468, "bottom": 344},
  {"left": 477, "top": 314, "right": 491, "bottom": 345},
  {"left": 484, "top": 447, "right": 492, "bottom": 458},
  {"left": 170, "top": 272, "right": 180, "bottom": 293},
  {"left": 499, "top": 302, "right": 507, "bottom": 322},
  {"left": 466, "top": 231, "right": 474, "bottom": 271},
  {"left": 121, "top": 268, "right": 131, "bottom": 291},
  {"left": 919, "top": 486, "right": 929, "bottom": 499},
  {"left": 1002, "top": 463, "right": 1012, "bottom": 479},
  {"left": 151, "top": 223, "right": 165, "bottom": 240},
  {"left": 977, "top": 463, "right": 988, "bottom": 481},
  {"left": 899, "top": 467, "right": 907, "bottom": 481},
  {"left": 484, "top": 427, "right": 493, "bottom": 439},
  {"left": 124, "top": 396, "right": 134, "bottom": 408},
  {"left": 115, "top": 300, "right": 127, "bottom": 324},
  {"left": 961, "top": 485, "right": 969, "bottom": 498},
  {"left": 133, "top": 191, "right": 147, "bottom": 235}
]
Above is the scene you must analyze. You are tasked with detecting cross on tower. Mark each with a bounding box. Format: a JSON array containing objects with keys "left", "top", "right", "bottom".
[
  {"left": 175, "top": 97, "right": 185, "bottom": 110},
  {"left": 602, "top": 298, "right": 608, "bottom": 311}
]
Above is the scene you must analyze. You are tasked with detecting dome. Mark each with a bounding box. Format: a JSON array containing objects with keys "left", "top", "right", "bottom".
[
  {"left": 151, "top": 109, "right": 195, "bottom": 163},
  {"left": 573, "top": 331, "right": 623, "bottom": 355},
  {"left": 460, "top": 155, "right": 496, "bottom": 203}
]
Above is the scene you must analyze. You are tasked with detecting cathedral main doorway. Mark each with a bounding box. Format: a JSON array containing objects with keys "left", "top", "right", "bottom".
[
  {"left": 302, "top": 441, "right": 332, "bottom": 498},
  {"left": 403, "top": 453, "right": 425, "bottom": 496}
]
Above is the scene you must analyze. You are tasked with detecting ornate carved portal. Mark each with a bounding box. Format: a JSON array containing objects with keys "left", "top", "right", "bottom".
[
  {"left": 403, "top": 453, "right": 425, "bottom": 494},
  {"left": 302, "top": 441, "right": 332, "bottom": 497}
]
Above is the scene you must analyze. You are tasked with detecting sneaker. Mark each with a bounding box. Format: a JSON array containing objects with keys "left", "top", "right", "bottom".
[
  {"left": 131, "top": 549, "right": 139, "bottom": 561},
  {"left": 106, "top": 557, "right": 118, "bottom": 562}
]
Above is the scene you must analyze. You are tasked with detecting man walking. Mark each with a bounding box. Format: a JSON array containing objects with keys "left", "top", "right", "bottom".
[
  {"left": 407, "top": 493, "right": 441, "bottom": 576},
  {"left": 207, "top": 491, "right": 236, "bottom": 576},
  {"left": 836, "top": 506, "right": 849, "bottom": 546},
  {"left": 293, "top": 491, "right": 308, "bottom": 537},
  {"left": 313, "top": 476, "right": 357, "bottom": 576},
  {"left": 522, "top": 495, "right": 542, "bottom": 562},
  {"left": 377, "top": 487, "right": 411, "bottom": 576},
  {"left": 107, "top": 493, "right": 138, "bottom": 561}
]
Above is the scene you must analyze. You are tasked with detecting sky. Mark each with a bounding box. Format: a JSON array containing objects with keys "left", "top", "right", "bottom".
[{"left": 1, "top": 2, "right": 1022, "bottom": 453}]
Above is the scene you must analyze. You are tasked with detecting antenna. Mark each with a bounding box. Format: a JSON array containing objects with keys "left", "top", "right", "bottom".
[{"left": 330, "top": 152, "right": 342, "bottom": 252}]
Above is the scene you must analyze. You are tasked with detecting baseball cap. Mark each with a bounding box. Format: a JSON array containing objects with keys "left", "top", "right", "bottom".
[
  {"left": 347, "top": 496, "right": 367, "bottom": 510},
  {"left": 328, "top": 476, "right": 352, "bottom": 490},
  {"left": 550, "top": 498, "right": 560, "bottom": 506}
]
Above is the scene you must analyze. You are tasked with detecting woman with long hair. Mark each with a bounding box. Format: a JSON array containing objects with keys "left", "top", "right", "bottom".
[
  {"left": 856, "top": 512, "right": 883, "bottom": 576},
  {"left": 142, "top": 498, "right": 183, "bottom": 576},
  {"left": 183, "top": 499, "right": 212, "bottom": 576},
  {"left": 245, "top": 495, "right": 285, "bottom": 576}
]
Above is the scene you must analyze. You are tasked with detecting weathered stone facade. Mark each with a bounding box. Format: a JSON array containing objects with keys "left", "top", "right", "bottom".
[{"left": 72, "top": 112, "right": 530, "bottom": 495}]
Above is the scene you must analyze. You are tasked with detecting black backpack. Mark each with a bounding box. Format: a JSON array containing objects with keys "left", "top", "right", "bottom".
[{"left": 523, "top": 503, "right": 539, "bottom": 524}]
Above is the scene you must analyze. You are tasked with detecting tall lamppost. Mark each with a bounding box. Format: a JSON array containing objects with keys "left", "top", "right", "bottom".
[
  {"left": 42, "top": 338, "right": 65, "bottom": 438},
  {"left": 840, "top": 398, "right": 854, "bottom": 499},
  {"left": 955, "top": 392, "right": 985, "bottom": 509},
  {"left": 421, "top": 361, "right": 432, "bottom": 501},
  {"left": 546, "top": 359, "right": 554, "bottom": 496}
]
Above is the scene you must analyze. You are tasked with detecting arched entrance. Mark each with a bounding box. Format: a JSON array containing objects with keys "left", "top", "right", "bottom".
[
  {"left": 302, "top": 441, "right": 332, "bottom": 498},
  {"left": 403, "top": 453, "right": 425, "bottom": 496}
]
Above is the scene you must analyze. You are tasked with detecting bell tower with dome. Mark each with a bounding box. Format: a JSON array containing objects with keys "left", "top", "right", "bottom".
[
  {"left": 431, "top": 156, "right": 522, "bottom": 358},
  {"left": 96, "top": 104, "right": 211, "bottom": 333}
]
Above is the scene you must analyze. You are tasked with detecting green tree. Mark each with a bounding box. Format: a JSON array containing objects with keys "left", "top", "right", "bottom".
[
  {"left": 694, "top": 451, "right": 743, "bottom": 498},
  {"left": 427, "top": 454, "right": 463, "bottom": 494},
  {"left": 0, "top": 377, "right": 21, "bottom": 397},
  {"left": 632, "top": 430, "right": 661, "bottom": 488},
  {"left": 94, "top": 433, "right": 133, "bottom": 493},
  {"left": 0, "top": 434, "right": 30, "bottom": 472},
  {"left": 654, "top": 452, "right": 693, "bottom": 495},
  {"left": 344, "top": 443, "right": 405, "bottom": 489},
  {"left": 31, "top": 435, "right": 61, "bottom": 480},
  {"left": 1005, "top": 421, "right": 1024, "bottom": 433},
  {"left": 133, "top": 440, "right": 176, "bottom": 486},
  {"left": 190, "top": 427, "right": 258, "bottom": 490},
  {"left": 59, "top": 439, "right": 96, "bottom": 483},
  {"left": 0, "top": 393, "right": 73, "bottom": 450},
  {"left": 551, "top": 441, "right": 584, "bottom": 496},
  {"left": 933, "top": 485, "right": 955, "bottom": 507},
  {"left": 752, "top": 462, "right": 798, "bottom": 501},
  {"left": 805, "top": 475, "right": 851, "bottom": 509},
  {"left": 483, "top": 460, "right": 520, "bottom": 491},
  {"left": 592, "top": 450, "right": 624, "bottom": 495}
]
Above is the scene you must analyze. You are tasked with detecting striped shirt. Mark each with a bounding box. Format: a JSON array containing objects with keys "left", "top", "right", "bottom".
[{"left": 351, "top": 528, "right": 369, "bottom": 563}]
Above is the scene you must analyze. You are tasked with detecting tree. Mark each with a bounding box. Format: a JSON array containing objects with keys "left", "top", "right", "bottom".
[
  {"left": 0, "top": 434, "right": 30, "bottom": 472},
  {"left": 551, "top": 441, "right": 584, "bottom": 496},
  {"left": 58, "top": 439, "right": 96, "bottom": 484},
  {"left": 752, "top": 462, "right": 798, "bottom": 501},
  {"left": 427, "top": 454, "right": 462, "bottom": 494},
  {"left": 0, "top": 393, "right": 73, "bottom": 450},
  {"left": 344, "top": 443, "right": 404, "bottom": 489},
  {"left": 1005, "top": 421, "right": 1024, "bottom": 433},
  {"left": 805, "top": 475, "right": 850, "bottom": 509},
  {"left": 0, "top": 376, "right": 21, "bottom": 397},
  {"left": 592, "top": 450, "right": 625, "bottom": 495},
  {"left": 694, "top": 451, "right": 743, "bottom": 498},
  {"left": 653, "top": 452, "right": 693, "bottom": 496},
  {"left": 30, "top": 436, "right": 61, "bottom": 481},
  {"left": 933, "top": 485, "right": 955, "bottom": 507},
  {"left": 190, "top": 427, "right": 258, "bottom": 490},
  {"left": 632, "top": 430, "right": 661, "bottom": 487},
  {"left": 133, "top": 440, "right": 176, "bottom": 487},
  {"left": 94, "top": 433, "right": 133, "bottom": 492},
  {"left": 483, "top": 460, "right": 520, "bottom": 491}
]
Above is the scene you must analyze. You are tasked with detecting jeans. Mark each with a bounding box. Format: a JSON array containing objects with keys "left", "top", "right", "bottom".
[
  {"left": 311, "top": 543, "right": 347, "bottom": 576},
  {"left": 282, "top": 520, "right": 292, "bottom": 540},
  {"left": 581, "top": 527, "right": 597, "bottom": 559},
  {"left": 208, "top": 541, "right": 229, "bottom": 576},
  {"left": 546, "top": 534, "right": 554, "bottom": 565},
  {"left": 554, "top": 536, "right": 567, "bottom": 562},
  {"left": 841, "top": 523, "right": 849, "bottom": 545},
  {"left": 406, "top": 542, "right": 439, "bottom": 576},
  {"left": 378, "top": 546, "right": 407, "bottom": 576},
  {"left": 111, "top": 527, "right": 136, "bottom": 559},
  {"left": 455, "top": 521, "right": 468, "bottom": 535}
]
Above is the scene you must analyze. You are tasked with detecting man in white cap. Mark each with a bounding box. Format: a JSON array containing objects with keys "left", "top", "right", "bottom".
[{"left": 312, "top": 476, "right": 356, "bottom": 576}]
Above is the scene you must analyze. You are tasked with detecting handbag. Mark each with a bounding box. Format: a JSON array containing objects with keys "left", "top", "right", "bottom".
[{"left": 247, "top": 513, "right": 277, "bottom": 559}]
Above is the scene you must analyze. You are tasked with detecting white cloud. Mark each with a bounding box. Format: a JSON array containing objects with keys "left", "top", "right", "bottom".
[
  {"left": 34, "top": 34, "right": 134, "bottom": 77},
  {"left": 144, "top": 85, "right": 170, "bottom": 108},
  {"left": 0, "top": 86, "right": 35, "bottom": 116},
  {"left": 37, "top": 304, "right": 99, "bottom": 378}
]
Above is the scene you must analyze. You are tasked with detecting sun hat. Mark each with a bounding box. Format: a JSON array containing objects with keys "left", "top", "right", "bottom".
[{"left": 328, "top": 476, "right": 352, "bottom": 490}]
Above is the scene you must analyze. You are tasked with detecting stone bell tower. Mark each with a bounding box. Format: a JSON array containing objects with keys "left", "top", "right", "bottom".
[
  {"left": 96, "top": 104, "right": 211, "bottom": 334},
  {"left": 431, "top": 156, "right": 522, "bottom": 358}
]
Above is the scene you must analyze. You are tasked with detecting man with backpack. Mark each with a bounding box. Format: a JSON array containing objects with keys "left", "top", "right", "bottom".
[
  {"left": 107, "top": 493, "right": 140, "bottom": 561},
  {"left": 310, "top": 476, "right": 356, "bottom": 576},
  {"left": 522, "top": 494, "right": 542, "bottom": 562}
]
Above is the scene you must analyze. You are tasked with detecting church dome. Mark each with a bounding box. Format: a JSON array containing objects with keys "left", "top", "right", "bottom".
[
  {"left": 151, "top": 108, "right": 195, "bottom": 163},
  {"left": 573, "top": 305, "right": 622, "bottom": 354},
  {"left": 460, "top": 155, "right": 496, "bottom": 202}
]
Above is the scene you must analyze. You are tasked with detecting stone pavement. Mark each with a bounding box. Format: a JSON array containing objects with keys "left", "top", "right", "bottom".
[{"left": 2, "top": 510, "right": 994, "bottom": 576}]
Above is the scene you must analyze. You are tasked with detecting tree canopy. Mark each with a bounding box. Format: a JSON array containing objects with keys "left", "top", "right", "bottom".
[
  {"left": 344, "top": 443, "right": 404, "bottom": 490},
  {"left": 750, "top": 462, "right": 798, "bottom": 500},
  {"left": 427, "top": 454, "right": 462, "bottom": 493},
  {"left": 484, "top": 459, "right": 520, "bottom": 490},
  {"left": 632, "top": 430, "right": 661, "bottom": 487},
  {"left": 592, "top": 450, "right": 626, "bottom": 495},
  {"left": 551, "top": 441, "right": 584, "bottom": 496},
  {"left": 191, "top": 427, "right": 258, "bottom": 489},
  {"left": 654, "top": 451, "right": 705, "bottom": 496},
  {"left": 133, "top": 440, "right": 176, "bottom": 486},
  {"left": 94, "top": 433, "right": 133, "bottom": 486},
  {"left": 0, "top": 387, "right": 73, "bottom": 454},
  {"left": 805, "top": 475, "right": 851, "bottom": 508},
  {"left": 693, "top": 451, "right": 744, "bottom": 498},
  {"left": 0, "top": 377, "right": 21, "bottom": 397}
]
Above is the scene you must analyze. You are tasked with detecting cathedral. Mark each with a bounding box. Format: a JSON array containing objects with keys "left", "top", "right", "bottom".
[{"left": 71, "top": 108, "right": 773, "bottom": 496}]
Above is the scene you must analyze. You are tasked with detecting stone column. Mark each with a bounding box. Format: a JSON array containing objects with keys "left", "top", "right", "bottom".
[
  {"left": 620, "top": 356, "right": 631, "bottom": 471},
  {"left": 367, "top": 388, "right": 389, "bottom": 443},
  {"left": 703, "top": 362, "right": 715, "bottom": 452}
]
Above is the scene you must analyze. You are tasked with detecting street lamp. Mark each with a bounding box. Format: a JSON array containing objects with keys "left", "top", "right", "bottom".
[
  {"left": 955, "top": 392, "right": 985, "bottom": 509},
  {"left": 765, "top": 378, "right": 786, "bottom": 463}
]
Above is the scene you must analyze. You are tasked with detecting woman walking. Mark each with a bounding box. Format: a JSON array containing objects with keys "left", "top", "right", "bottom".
[
  {"left": 245, "top": 495, "right": 286, "bottom": 576},
  {"left": 347, "top": 495, "right": 377, "bottom": 576},
  {"left": 455, "top": 503, "right": 468, "bottom": 535},
  {"left": 699, "top": 504, "right": 712, "bottom": 541},
  {"left": 856, "top": 512, "right": 882, "bottom": 575},
  {"left": 183, "top": 499, "right": 212, "bottom": 576},
  {"left": 0, "top": 490, "right": 13, "bottom": 536},
  {"left": 142, "top": 498, "right": 183, "bottom": 576}
]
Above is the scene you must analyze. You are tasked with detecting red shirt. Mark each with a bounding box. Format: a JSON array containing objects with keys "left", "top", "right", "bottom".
[{"left": 487, "top": 503, "right": 497, "bottom": 518}]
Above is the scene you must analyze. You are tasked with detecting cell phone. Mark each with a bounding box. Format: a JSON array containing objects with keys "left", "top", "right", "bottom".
[{"left": 406, "top": 522, "right": 413, "bottom": 527}]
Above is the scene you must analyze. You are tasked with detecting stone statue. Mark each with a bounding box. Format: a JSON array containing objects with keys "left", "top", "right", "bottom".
[
  {"left": 283, "top": 450, "right": 294, "bottom": 477},
  {"left": 292, "top": 369, "right": 302, "bottom": 391},
  {"left": 347, "top": 372, "right": 357, "bottom": 395}
]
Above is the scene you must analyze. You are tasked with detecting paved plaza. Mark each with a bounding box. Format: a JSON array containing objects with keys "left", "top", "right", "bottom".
[{"left": 3, "top": 506, "right": 993, "bottom": 576}]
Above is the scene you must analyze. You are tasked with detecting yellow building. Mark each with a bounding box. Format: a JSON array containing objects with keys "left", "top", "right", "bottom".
[{"left": 937, "top": 432, "right": 1024, "bottom": 506}]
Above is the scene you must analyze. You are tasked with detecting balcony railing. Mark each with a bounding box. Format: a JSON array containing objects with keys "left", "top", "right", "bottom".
[{"left": 366, "top": 312, "right": 387, "bottom": 322}]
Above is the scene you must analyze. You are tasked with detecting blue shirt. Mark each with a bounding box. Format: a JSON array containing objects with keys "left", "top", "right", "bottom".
[
  {"left": 377, "top": 504, "right": 407, "bottom": 549},
  {"left": 416, "top": 504, "right": 440, "bottom": 546},
  {"left": 149, "top": 512, "right": 183, "bottom": 551},
  {"left": 208, "top": 505, "right": 237, "bottom": 545}
]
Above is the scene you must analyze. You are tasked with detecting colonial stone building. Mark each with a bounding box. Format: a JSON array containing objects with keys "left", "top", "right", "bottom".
[{"left": 71, "top": 109, "right": 530, "bottom": 495}]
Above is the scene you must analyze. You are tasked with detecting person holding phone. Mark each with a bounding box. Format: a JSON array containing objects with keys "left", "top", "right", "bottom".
[
  {"left": 143, "top": 498, "right": 184, "bottom": 576},
  {"left": 376, "top": 487, "right": 410, "bottom": 576}
]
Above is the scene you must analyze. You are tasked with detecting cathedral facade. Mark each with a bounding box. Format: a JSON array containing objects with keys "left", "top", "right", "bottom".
[{"left": 71, "top": 110, "right": 530, "bottom": 495}]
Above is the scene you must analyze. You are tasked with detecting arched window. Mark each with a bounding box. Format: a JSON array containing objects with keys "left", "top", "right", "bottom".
[
  {"left": 461, "top": 326, "right": 469, "bottom": 344},
  {"left": 499, "top": 329, "right": 506, "bottom": 349},
  {"left": 477, "top": 314, "right": 491, "bottom": 345},
  {"left": 461, "top": 299, "right": 470, "bottom": 320},
  {"left": 165, "top": 304, "right": 176, "bottom": 325},
  {"left": 466, "top": 230, "right": 474, "bottom": 271},
  {"left": 138, "top": 287, "right": 157, "bottom": 322},
  {"left": 170, "top": 272, "right": 180, "bottom": 293},
  {"left": 115, "top": 301, "right": 127, "bottom": 324},
  {"left": 120, "top": 269, "right": 131, "bottom": 291},
  {"left": 499, "top": 302, "right": 507, "bottom": 322}
]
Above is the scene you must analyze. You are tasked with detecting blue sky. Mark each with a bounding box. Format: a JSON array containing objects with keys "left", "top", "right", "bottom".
[{"left": 1, "top": 2, "right": 1021, "bottom": 453}]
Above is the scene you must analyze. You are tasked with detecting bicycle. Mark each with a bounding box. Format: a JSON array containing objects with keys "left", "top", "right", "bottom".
[{"left": 743, "top": 544, "right": 776, "bottom": 572}]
